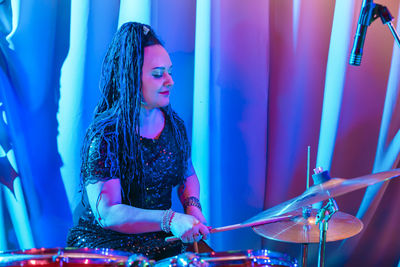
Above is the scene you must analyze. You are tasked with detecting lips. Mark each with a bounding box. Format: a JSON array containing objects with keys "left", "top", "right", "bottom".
[{"left": 159, "top": 91, "right": 170, "bottom": 95}]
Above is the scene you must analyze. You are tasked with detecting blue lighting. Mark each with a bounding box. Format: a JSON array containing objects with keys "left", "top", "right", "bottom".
[
  {"left": 292, "top": 0, "right": 301, "bottom": 49},
  {"left": 118, "top": 0, "right": 151, "bottom": 27},
  {"left": 58, "top": 0, "right": 89, "bottom": 212},
  {"left": 316, "top": 0, "right": 355, "bottom": 170},
  {"left": 3, "top": 177, "right": 35, "bottom": 249},
  {"left": 0, "top": 187, "right": 5, "bottom": 250},
  {"left": 192, "top": 0, "right": 211, "bottom": 222}
]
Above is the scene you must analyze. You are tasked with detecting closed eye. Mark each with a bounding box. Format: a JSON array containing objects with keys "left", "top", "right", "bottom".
[
  {"left": 151, "top": 68, "right": 164, "bottom": 78},
  {"left": 152, "top": 66, "right": 173, "bottom": 78}
]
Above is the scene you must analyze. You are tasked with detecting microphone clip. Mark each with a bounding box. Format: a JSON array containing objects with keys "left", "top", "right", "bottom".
[{"left": 361, "top": 2, "right": 393, "bottom": 27}]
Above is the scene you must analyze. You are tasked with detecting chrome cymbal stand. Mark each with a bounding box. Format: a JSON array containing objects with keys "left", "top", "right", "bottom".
[
  {"left": 315, "top": 198, "right": 338, "bottom": 267},
  {"left": 301, "top": 146, "right": 312, "bottom": 267},
  {"left": 311, "top": 167, "right": 338, "bottom": 267},
  {"left": 301, "top": 206, "right": 312, "bottom": 267}
]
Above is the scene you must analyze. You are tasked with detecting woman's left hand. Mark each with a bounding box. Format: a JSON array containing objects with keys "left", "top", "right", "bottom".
[{"left": 185, "top": 206, "right": 207, "bottom": 225}]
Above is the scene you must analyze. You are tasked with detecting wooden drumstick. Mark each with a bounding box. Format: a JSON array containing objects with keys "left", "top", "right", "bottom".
[
  {"left": 193, "top": 241, "right": 199, "bottom": 253},
  {"left": 165, "top": 214, "right": 292, "bottom": 242}
]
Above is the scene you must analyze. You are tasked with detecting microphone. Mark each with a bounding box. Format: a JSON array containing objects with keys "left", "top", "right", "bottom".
[{"left": 349, "top": 0, "right": 375, "bottom": 66}]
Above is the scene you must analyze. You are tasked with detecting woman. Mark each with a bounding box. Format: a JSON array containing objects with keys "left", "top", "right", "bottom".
[{"left": 67, "top": 22, "right": 209, "bottom": 260}]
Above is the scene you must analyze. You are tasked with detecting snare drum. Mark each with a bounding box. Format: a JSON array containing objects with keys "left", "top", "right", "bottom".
[
  {"left": 155, "top": 250, "right": 297, "bottom": 267},
  {"left": 0, "top": 247, "right": 150, "bottom": 266}
]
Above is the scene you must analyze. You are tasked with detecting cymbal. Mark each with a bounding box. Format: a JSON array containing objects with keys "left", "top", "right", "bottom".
[
  {"left": 252, "top": 208, "right": 363, "bottom": 243},
  {"left": 244, "top": 168, "right": 400, "bottom": 225}
]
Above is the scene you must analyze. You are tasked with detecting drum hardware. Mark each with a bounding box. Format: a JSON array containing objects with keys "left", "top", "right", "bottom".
[
  {"left": 313, "top": 167, "right": 337, "bottom": 267},
  {"left": 314, "top": 197, "right": 337, "bottom": 267},
  {"left": 300, "top": 243, "right": 308, "bottom": 267},
  {"left": 248, "top": 168, "right": 400, "bottom": 266},
  {"left": 301, "top": 148, "right": 311, "bottom": 267}
]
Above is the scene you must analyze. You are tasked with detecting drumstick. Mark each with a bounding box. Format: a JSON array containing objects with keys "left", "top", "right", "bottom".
[
  {"left": 193, "top": 241, "right": 199, "bottom": 253},
  {"left": 165, "top": 214, "right": 292, "bottom": 242}
]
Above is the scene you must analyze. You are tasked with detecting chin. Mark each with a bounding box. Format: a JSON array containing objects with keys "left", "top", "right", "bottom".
[{"left": 158, "top": 99, "right": 170, "bottom": 108}]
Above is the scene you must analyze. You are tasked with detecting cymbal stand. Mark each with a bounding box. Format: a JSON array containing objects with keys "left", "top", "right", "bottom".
[
  {"left": 301, "top": 146, "right": 311, "bottom": 267},
  {"left": 316, "top": 198, "right": 338, "bottom": 267},
  {"left": 301, "top": 205, "right": 312, "bottom": 267}
]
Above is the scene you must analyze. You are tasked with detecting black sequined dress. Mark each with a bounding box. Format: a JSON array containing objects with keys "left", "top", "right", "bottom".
[{"left": 66, "top": 112, "right": 193, "bottom": 260}]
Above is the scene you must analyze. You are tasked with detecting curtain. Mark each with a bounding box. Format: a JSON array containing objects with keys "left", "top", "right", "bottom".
[{"left": 1, "top": 0, "right": 399, "bottom": 265}]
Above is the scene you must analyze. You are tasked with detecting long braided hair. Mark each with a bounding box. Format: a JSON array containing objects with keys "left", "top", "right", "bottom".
[{"left": 81, "top": 22, "right": 190, "bottom": 206}]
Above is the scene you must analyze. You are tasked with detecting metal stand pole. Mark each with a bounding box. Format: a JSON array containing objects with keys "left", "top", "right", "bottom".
[
  {"left": 386, "top": 22, "right": 400, "bottom": 48},
  {"left": 317, "top": 221, "right": 328, "bottom": 267},
  {"left": 376, "top": 4, "right": 400, "bottom": 49},
  {"left": 301, "top": 244, "right": 308, "bottom": 267},
  {"left": 315, "top": 198, "right": 337, "bottom": 267}
]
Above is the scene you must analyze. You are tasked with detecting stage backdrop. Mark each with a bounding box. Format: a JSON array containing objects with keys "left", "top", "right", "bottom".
[{"left": 0, "top": 0, "right": 399, "bottom": 266}]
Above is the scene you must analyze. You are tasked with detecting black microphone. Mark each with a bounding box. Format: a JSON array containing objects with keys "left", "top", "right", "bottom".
[{"left": 349, "top": 0, "right": 375, "bottom": 66}]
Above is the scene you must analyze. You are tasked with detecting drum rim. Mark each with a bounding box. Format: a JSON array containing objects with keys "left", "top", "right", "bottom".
[{"left": 0, "top": 247, "right": 135, "bottom": 265}]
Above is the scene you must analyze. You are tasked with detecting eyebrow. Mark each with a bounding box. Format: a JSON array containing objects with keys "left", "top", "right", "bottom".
[{"left": 152, "top": 66, "right": 173, "bottom": 71}]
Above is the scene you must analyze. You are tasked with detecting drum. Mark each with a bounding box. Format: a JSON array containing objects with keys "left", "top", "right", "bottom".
[
  {"left": 0, "top": 247, "right": 151, "bottom": 266},
  {"left": 155, "top": 250, "right": 297, "bottom": 267}
]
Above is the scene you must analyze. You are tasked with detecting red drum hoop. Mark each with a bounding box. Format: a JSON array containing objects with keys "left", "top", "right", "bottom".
[{"left": 0, "top": 247, "right": 147, "bottom": 266}]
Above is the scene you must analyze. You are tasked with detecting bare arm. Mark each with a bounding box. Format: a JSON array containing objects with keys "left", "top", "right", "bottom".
[
  {"left": 86, "top": 177, "right": 209, "bottom": 242},
  {"left": 178, "top": 174, "right": 200, "bottom": 202},
  {"left": 86, "top": 178, "right": 164, "bottom": 234},
  {"left": 178, "top": 173, "right": 207, "bottom": 225}
]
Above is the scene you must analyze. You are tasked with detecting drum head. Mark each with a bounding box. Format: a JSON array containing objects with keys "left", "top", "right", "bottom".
[{"left": 0, "top": 247, "right": 137, "bottom": 266}]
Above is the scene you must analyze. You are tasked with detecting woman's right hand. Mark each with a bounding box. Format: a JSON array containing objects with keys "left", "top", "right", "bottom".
[{"left": 170, "top": 212, "right": 209, "bottom": 243}]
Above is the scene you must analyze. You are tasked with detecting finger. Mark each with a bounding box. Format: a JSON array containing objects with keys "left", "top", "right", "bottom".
[
  {"left": 194, "top": 233, "right": 202, "bottom": 242},
  {"left": 181, "top": 236, "right": 190, "bottom": 243},
  {"left": 182, "top": 233, "right": 194, "bottom": 243},
  {"left": 198, "top": 225, "right": 210, "bottom": 240},
  {"left": 198, "top": 224, "right": 210, "bottom": 235}
]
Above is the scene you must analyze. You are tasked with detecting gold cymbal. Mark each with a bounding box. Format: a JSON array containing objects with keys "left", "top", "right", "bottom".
[
  {"left": 252, "top": 209, "right": 363, "bottom": 243},
  {"left": 244, "top": 168, "right": 400, "bottom": 225}
]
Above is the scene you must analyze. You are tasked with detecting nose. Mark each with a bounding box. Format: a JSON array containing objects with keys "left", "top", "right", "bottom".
[{"left": 164, "top": 72, "right": 174, "bottom": 87}]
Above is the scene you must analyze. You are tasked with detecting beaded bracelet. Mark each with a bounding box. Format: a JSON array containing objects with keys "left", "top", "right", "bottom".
[
  {"left": 168, "top": 211, "right": 176, "bottom": 230},
  {"left": 183, "top": 196, "right": 202, "bottom": 212},
  {"left": 161, "top": 209, "right": 175, "bottom": 233}
]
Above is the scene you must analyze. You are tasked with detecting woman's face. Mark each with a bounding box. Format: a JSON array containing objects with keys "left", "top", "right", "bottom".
[{"left": 141, "top": 44, "right": 174, "bottom": 109}]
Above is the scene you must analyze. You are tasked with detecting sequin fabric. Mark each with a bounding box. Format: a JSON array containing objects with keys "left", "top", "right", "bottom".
[{"left": 66, "top": 114, "right": 191, "bottom": 261}]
